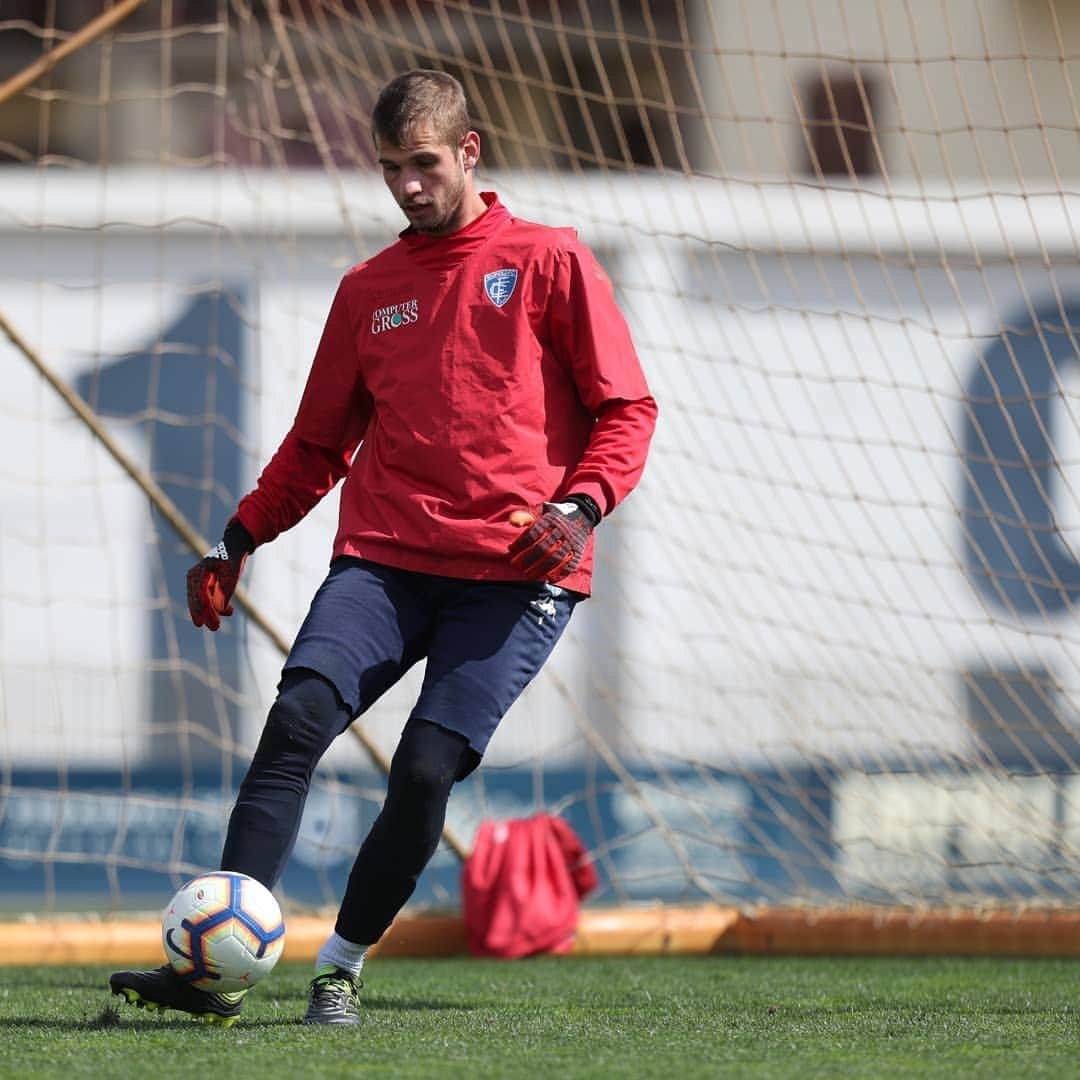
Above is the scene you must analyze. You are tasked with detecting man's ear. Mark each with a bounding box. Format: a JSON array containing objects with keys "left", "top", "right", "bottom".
[{"left": 461, "top": 130, "right": 481, "bottom": 172}]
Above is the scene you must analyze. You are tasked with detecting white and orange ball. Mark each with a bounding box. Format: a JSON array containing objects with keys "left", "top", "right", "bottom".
[{"left": 162, "top": 871, "right": 285, "bottom": 993}]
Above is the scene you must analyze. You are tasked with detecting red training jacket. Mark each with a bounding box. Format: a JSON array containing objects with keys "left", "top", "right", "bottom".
[{"left": 234, "top": 192, "right": 657, "bottom": 595}]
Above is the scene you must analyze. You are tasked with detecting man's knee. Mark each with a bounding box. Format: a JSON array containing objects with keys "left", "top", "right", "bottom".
[
  {"left": 390, "top": 719, "right": 479, "bottom": 798},
  {"left": 254, "top": 669, "right": 347, "bottom": 767}
]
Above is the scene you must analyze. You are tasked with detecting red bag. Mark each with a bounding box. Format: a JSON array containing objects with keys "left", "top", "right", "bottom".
[{"left": 462, "top": 813, "right": 598, "bottom": 958}]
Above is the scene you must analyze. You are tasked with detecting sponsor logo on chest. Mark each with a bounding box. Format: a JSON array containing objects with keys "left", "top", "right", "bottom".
[{"left": 371, "top": 298, "right": 419, "bottom": 334}]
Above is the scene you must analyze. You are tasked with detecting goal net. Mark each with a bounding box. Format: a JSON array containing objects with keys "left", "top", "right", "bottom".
[{"left": 4, "top": 0, "right": 1080, "bottom": 919}]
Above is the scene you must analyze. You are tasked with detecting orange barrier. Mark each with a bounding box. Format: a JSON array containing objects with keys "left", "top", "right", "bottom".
[
  {"left": 573, "top": 905, "right": 741, "bottom": 955},
  {"left": 2, "top": 906, "right": 1079, "bottom": 965},
  {"left": 0, "top": 913, "right": 461, "bottom": 967},
  {"left": 725, "top": 907, "right": 1080, "bottom": 957}
]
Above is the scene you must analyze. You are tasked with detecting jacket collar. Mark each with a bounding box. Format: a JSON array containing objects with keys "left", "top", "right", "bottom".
[{"left": 397, "top": 192, "right": 509, "bottom": 269}]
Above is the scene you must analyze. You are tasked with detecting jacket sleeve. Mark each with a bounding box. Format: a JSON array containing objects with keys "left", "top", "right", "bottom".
[
  {"left": 234, "top": 276, "right": 373, "bottom": 547},
  {"left": 547, "top": 241, "right": 658, "bottom": 516}
]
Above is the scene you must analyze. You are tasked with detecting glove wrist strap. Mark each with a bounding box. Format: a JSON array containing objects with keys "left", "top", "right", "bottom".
[
  {"left": 564, "top": 493, "right": 601, "bottom": 528},
  {"left": 222, "top": 517, "right": 255, "bottom": 561}
]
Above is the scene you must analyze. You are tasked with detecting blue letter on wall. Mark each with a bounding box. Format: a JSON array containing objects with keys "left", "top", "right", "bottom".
[
  {"left": 963, "top": 300, "right": 1080, "bottom": 615},
  {"left": 76, "top": 288, "right": 246, "bottom": 770}
]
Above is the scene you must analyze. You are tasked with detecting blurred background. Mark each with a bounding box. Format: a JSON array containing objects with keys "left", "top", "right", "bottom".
[{"left": 4, "top": 0, "right": 1080, "bottom": 916}]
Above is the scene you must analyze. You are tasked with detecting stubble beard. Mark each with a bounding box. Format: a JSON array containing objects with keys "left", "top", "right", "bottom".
[{"left": 409, "top": 170, "right": 467, "bottom": 236}]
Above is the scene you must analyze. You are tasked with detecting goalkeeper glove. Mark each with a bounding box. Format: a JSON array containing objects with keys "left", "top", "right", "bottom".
[
  {"left": 186, "top": 518, "right": 254, "bottom": 631},
  {"left": 508, "top": 494, "right": 601, "bottom": 582}
]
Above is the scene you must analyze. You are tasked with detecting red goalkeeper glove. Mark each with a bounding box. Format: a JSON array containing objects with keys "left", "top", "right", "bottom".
[
  {"left": 508, "top": 494, "right": 601, "bottom": 582},
  {"left": 186, "top": 518, "right": 254, "bottom": 631}
]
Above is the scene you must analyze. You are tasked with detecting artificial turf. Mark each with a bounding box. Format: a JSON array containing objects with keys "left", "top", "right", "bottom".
[{"left": 1, "top": 955, "right": 1079, "bottom": 1078}]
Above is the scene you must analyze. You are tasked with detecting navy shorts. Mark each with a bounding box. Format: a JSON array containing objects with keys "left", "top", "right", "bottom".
[{"left": 283, "top": 557, "right": 579, "bottom": 756}]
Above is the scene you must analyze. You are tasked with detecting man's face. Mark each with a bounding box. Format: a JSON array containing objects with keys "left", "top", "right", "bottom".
[{"left": 376, "top": 122, "right": 477, "bottom": 236}]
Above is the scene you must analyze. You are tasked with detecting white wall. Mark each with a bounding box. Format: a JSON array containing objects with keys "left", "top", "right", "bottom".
[
  {"left": 4, "top": 169, "right": 1080, "bottom": 777},
  {"left": 700, "top": 0, "right": 1080, "bottom": 184}
]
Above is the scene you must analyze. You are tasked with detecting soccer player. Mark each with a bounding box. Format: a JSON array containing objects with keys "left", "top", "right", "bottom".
[{"left": 110, "top": 68, "right": 657, "bottom": 1027}]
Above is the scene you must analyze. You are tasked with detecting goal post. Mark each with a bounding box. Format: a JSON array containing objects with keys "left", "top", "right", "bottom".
[{"left": 4, "top": 0, "right": 1080, "bottom": 934}]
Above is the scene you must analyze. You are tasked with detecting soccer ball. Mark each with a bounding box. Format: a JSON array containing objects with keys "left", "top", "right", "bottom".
[{"left": 162, "top": 871, "right": 285, "bottom": 993}]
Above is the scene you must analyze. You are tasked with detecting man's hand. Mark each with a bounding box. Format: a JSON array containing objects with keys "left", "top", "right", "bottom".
[
  {"left": 508, "top": 495, "right": 601, "bottom": 582},
  {"left": 186, "top": 518, "right": 254, "bottom": 631}
]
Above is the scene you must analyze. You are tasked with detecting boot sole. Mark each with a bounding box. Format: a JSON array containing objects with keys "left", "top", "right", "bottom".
[{"left": 113, "top": 985, "right": 241, "bottom": 1028}]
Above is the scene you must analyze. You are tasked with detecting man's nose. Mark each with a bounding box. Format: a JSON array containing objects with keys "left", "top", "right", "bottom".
[{"left": 403, "top": 174, "right": 423, "bottom": 196}]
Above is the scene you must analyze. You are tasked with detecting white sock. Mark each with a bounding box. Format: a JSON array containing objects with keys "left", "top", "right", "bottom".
[{"left": 315, "top": 931, "right": 368, "bottom": 979}]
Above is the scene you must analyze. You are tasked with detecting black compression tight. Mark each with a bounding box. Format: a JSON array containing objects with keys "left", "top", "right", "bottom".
[
  {"left": 220, "top": 668, "right": 349, "bottom": 887},
  {"left": 220, "top": 666, "right": 479, "bottom": 945},
  {"left": 334, "top": 711, "right": 479, "bottom": 945}
]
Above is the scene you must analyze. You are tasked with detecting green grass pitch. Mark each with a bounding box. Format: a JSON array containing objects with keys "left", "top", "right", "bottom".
[{"left": 1, "top": 955, "right": 1078, "bottom": 1078}]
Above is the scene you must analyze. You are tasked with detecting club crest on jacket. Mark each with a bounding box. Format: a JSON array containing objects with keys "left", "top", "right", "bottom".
[{"left": 483, "top": 269, "right": 518, "bottom": 308}]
